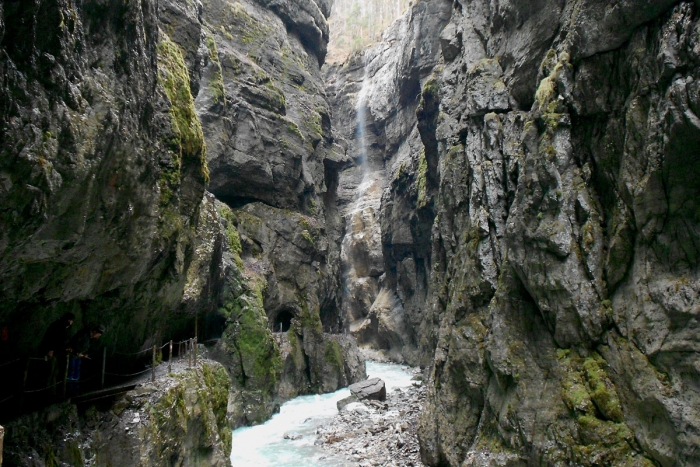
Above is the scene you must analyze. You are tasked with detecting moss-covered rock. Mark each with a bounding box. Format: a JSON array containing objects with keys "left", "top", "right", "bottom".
[
  {"left": 157, "top": 32, "right": 209, "bottom": 185},
  {"left": 4, "top": 362, "right": 233, "bottom": 467}
]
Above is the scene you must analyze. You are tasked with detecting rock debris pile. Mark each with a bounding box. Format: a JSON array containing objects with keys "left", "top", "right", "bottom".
[{"left": 317, "top": 369, "right": 426, "bottom": 467}]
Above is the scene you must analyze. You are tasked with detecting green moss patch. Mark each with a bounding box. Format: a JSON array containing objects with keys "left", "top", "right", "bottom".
[
  {"left": 201, "top": 363, "right": 233, "bottom": 453},
  {"left": 558, "top": 349, "right": 653, "bottom": 466},
  {"left": 324, "top": 340, "right": 343, "bottom": 371},
  {"left": 157, "top": 33, "right": 209, "bottom": 184},
  {"left": 220, "top": 277, "right": 282, "bottom": 394},
  {"left": 205, "top": 34, "right": 225, "bottom": 104},
  {"left": 217, "top": 203, "right": 244, "bottom": 267},
  {"left": 416, "top": 148, "right": 429, "bottom": 208}
]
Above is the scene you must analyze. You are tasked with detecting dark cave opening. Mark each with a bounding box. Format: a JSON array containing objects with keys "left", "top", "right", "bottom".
[{"left": 273, "top": 309, "right": 294, "bottom": 333}]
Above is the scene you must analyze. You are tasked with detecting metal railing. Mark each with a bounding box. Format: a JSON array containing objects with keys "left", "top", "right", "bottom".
[{"left": 0, "top": 335, "right": 220, "bottom": 419}]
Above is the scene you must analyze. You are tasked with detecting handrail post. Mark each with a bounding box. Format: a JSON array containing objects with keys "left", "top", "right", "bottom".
[
  {"left": 63, "top": 354, "right": 69, "bottom": 398},
  {"left": 168, "top": 340, "right": 173, "bottom": 374},
  {"left": 1, "top": 424, "right": 5, "bottom": 467},
  {"left": 101, "top": 347, "right": 106, "bottom": 388},
  {"left": 20, "top": 359, "right": 30, "bottom": 411},
  {"left": 151, "top": 345, "right": 156, "bottom": 383}
]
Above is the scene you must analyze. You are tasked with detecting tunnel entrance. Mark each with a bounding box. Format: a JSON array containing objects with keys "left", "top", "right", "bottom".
[{"left": 273, "top": 309, "right": 294, "bottom": 333}]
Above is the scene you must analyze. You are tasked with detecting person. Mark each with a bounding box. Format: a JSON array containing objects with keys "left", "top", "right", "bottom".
[
  {"left": 39, "top": 313, "right": 75, "bottom": 394},
  {"left": 67, "top": 324, "right": 104, "bottom": 394},
  {"left": 40, "top": 313, "right": 75, "bottom": 358}
]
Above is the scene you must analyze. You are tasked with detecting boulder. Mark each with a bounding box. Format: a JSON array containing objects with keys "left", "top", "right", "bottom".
[{"left": 348, "top": 378, "right": 386, "bottom": 402}]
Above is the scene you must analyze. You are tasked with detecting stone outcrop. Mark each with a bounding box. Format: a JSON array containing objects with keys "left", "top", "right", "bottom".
[
  {"left": 0, "top": 0, "right": 209, "bottom": 356},
  {"left": 3, "top": 361, "right": 232, "bottom": 467},
  {"left": 184, "top": 0, "right": 366, "bottom": 424}
]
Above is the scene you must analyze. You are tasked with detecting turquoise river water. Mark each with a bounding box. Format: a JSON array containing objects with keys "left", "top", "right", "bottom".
[{"left": 229, "top": 361, "right": 416, "bottom": 466}]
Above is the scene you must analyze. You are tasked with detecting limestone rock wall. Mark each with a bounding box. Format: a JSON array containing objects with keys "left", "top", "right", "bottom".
[
  {"left": 326, "top": 0, "right": 452, "bottom": 364},
  {"left": 0, "top": 0, "right": 209, "bottom": 355},
  {"left": 404, "top": 1, "right": 700, "bottom": 466},
  {"left": 184, "top": 0, "right": 367, "bottom": 422},
  {"left": 0, "top": 0, "right": 365, "bottom": 440},
  {"left": 330, "top": 0, "right": 700, "bottom": 466}
]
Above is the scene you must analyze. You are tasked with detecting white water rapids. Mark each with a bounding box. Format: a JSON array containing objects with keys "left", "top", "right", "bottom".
[{"left": 229, "top": 361, "right": 416, "bottom": 466}]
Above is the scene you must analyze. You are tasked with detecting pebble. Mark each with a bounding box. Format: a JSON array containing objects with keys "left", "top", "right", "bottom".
[{"left": 317, "top": 367, "right": 427, "bottom": 467}]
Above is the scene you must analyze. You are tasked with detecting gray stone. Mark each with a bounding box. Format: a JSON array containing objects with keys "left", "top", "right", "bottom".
[{"left": 348, "top": 378, "right": 386, "bottom": 402}]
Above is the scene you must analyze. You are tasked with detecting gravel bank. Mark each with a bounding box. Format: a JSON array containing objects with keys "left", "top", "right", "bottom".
[{"left": 316, "top": 368, "right": 426, "bottom": 467}]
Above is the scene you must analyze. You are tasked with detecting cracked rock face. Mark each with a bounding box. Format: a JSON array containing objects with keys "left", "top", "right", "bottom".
[
  {"left": 331, "top": 0, "right": 700, "bottom": 466},
  {"left": 326, "top": 0, "right": 452, "bottom": 365},
  {"left": 0, "top": 0, "right": 365, "bottom": 451},
  {"left": 163, "top": 0, "right": 368, "bottom": 426},
  {"left": 0, "top": 0, "right": 209, "bottom": 354},
  {"left": 404, "top": 1, "right": 700, "bottom": 466}
]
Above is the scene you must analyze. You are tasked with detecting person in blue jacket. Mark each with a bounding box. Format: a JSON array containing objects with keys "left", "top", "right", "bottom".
[{"left": 66, "top": 324, "right": 104, "bottom": 393}]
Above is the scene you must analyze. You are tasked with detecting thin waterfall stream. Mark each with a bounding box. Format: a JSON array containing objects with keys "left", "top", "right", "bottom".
[
  {"left": 340, "top": 60, "right": 389, "bottom": 338},
  {"left": 229, "top": 362, "right": 416, "bottom": 466}
]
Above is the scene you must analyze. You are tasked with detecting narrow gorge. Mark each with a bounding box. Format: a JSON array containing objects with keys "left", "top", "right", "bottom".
[{"left": 0, "top": 0, "right": 698, "bottom": 466}]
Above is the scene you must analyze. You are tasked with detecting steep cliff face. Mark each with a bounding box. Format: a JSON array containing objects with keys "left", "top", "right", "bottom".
[
  {"left": 181, "top": 0, "right": 366, "bottom": 423},
  {"left": 417, "top": 1, "right": 700, "bottom": 466},
  {"left": 0, "top": 0, "right": 208, "bottom": 355},
  {"left": 329, "top": 1, "right": 700, "bottom": 466},
  {"left": 0, "top": 0, "right": 364, "bottom": 444}
]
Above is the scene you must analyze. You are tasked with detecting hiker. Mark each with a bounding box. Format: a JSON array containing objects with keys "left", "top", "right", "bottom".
[
  {"left": 66, "top": 324, "right": 104, "bottom": 393},
  {"left": 39, "top": 313, "right": 75, "bottom": 393},
  {"left": 40, "top": 313, "right": 75, "bottom": 358}
]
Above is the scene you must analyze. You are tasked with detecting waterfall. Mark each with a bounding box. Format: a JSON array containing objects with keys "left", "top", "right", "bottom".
[
  {"left": 339, "top": 62, "right": 386, "bottom": 336},
  {"left": 355, "top": 70, "right": 370, "bottom": 179}
]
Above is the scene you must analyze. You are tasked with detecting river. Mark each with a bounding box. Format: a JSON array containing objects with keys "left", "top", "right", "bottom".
[{"left": 229, "top": 361, "right": 416, "bottom": 466}]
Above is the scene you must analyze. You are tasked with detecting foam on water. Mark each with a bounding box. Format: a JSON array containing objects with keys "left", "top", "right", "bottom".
[{"left": 230, "top": 361, "right": 415, "bottom": 466}]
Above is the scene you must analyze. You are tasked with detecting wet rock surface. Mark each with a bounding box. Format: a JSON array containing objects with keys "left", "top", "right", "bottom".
[
  {"left": 0, "top": 0, "right": 367, "bottom": 458},
  {"left": 318, "top": 368, "right": 426, "bottom": 467},
  {"left": 326, "top": 0, "right": 452, "bottom": 365}
]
